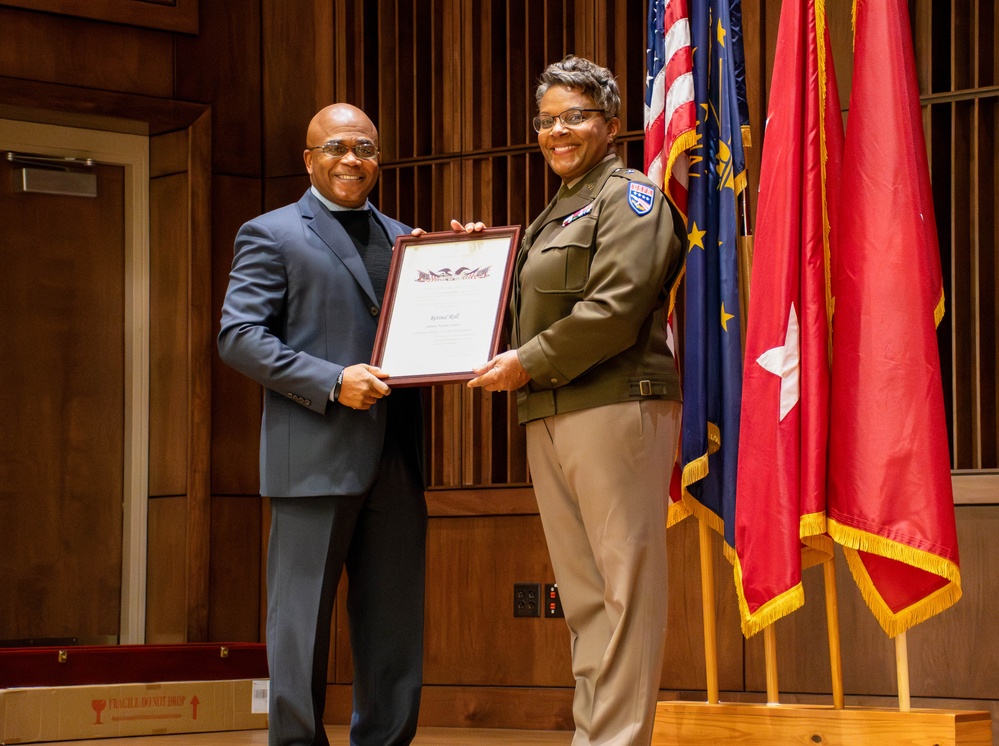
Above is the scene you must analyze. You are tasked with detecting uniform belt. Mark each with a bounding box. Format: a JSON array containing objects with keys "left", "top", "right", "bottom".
[{"left": 629, "top": 380, "right": 669, "bottom": 397}]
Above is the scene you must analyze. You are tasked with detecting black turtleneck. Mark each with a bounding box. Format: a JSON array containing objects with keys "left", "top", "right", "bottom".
[{"left": 331, "top": 210, "right": 393, "bottom": 304}]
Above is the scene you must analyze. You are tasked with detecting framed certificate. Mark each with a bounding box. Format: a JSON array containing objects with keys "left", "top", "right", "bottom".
[{"left": 371, "top": 226, "right": 521, "bottom": 386}]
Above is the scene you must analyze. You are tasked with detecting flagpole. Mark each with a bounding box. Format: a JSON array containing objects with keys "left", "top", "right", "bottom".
[
  {"left": 895, "top": 632, "right": 911, "bottom": 712},
  {"left": 763, "top": 625, "right": 779, "bottom": 704},
  {"left": 697, "top": 519, "right": 720, "bottom": 704},
  {"left": 822, "top": 558, "right": 845, "bottom": 709},
  {"left": 737, "top": 190, "right": 754, "bottom": 332}
]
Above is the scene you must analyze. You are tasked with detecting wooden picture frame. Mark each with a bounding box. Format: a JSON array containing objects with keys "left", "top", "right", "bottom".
[{"left": 371, "top": 226, "right": 521, "bottom": 386}]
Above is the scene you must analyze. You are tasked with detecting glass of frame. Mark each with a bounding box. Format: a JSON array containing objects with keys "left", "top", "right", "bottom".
[{"left": 370, "top": 226, "right": 522, "bottom": 386}]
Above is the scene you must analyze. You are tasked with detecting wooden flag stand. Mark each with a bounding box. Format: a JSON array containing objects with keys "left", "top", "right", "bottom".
[
  {"left": 652, "top": 700, "right": 992, "bottom": 745},
  {"left": 652, "top": 528, "right": 993, "bottom": 746}
]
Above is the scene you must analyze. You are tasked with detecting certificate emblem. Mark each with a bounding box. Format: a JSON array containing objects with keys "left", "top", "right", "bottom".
[{"left": 627, "top": 183, "right": 655, "bottom": 216}]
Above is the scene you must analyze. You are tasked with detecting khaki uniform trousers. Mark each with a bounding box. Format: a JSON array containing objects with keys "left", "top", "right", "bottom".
[{"left": 526, "top": 399, "right": 680, "bottom": 746}]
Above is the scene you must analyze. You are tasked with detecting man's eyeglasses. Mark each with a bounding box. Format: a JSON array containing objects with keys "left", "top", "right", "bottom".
[
  {"left": 306, "top": 140, "right": 379, "bottom": 160},
  {"left": 532, "top": 108, "right": 606, "bottom": 132}
]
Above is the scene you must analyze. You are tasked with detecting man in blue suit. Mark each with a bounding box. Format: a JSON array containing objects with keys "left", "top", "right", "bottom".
[{"left": 219, "top": 103, "right": 426, "bottom": 746}]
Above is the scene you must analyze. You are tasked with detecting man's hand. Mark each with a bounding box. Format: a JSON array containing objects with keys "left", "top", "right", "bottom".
[
  {"left": 337, "top": 364, "right": 391, "bottom": 410},
  {"left": 410, "top": 220, "right": 486, "bottom": 238},
  {"left": 467, "top": 350, "right": 530, "bottom": 392}
]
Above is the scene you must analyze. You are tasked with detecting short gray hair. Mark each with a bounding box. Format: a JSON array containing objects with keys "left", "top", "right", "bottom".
[{"left": 535, "top": 55, "right": 620, "bottom": 119}]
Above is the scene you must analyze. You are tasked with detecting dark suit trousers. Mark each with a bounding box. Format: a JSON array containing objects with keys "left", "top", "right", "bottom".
[{"left": 265, "top": 437, "right": 427, "bottom": 746}]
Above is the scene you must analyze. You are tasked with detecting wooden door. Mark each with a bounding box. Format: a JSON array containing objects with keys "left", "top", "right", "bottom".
[{"left": 0, "top": 155, "right": 126, "bottom": 644}]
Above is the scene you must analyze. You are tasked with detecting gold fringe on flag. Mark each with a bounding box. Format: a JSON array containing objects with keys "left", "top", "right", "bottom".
[
  {"left": 734, "top": 555, "right": 806, "bottom": 638},
  {"left": 827, "top": 517, "right": 962, "bottom": 637}
]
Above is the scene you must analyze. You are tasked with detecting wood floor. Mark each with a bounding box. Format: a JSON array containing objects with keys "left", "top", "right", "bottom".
[{"left": 31, "top": 725, "right": 573, "bottom": 745}]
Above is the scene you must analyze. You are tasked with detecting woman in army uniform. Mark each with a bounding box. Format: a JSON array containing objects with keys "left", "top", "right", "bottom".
[{"left": 468, "top": 56, "right": 686, "bottom": 746}]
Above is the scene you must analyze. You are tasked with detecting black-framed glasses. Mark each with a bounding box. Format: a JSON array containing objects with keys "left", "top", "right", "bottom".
[
  {"left": 306, "top": 140, "right": 380, "bottom": 160},
  {"left": 532, "top": 108, "right": 606, "bottom": 132}
]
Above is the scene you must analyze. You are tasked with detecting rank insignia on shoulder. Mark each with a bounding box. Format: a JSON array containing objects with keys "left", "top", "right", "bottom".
[
  {"left": 562, "top": 204, "right": 594, "bottom": 227},
  {"left": 627, "top": 183, "right": 655, "bottom": 216}
]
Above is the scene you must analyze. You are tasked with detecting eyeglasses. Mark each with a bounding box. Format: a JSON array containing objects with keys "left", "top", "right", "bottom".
[
  {"left": 532, "top": 108, "right": 606, "bottom": 132},
  {"left": 306, "top": 140, "right": 380, "bottom": 160}
]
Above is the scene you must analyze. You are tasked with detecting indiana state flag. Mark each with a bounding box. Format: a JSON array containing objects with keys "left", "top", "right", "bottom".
[{"left": 680, "top": 0, "right": 748, "bottom": 553}]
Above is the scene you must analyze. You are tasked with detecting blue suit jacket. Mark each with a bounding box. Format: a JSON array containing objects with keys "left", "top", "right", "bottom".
[{"left": 219, "top": 190, "right": 420, "bottom": 497}]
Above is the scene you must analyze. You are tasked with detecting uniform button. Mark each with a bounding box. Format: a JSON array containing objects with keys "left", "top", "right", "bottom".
[
  {"left": 370, "top": 306, "right": 379, "bottom": 316},
  {"left": 550, "top": 378, "right": 558, "bottom": 385}
]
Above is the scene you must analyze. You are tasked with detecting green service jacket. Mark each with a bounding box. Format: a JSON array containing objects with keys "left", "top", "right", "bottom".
[{"left": 512, "top": 155, "right": 685, "bottom": 424}]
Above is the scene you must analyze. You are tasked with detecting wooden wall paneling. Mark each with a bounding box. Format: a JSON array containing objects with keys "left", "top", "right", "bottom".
[
  {"left": 207, "top": 496, "right": 262, "bottom": 642},
  {"left": 414, "top": 685, "right": 572, "bottom": 729},
  {"left": 928, "top": 101, "right": 956, "bottom": 458},
  {"left": 660, "top": 518, "right": 744, "bottom": 692},
  {"left": 462, "top": 386, "right": 486, "bottom": 486},
  {"left": 397, "top": 0, "right": 415, "bottom": 160},
  {"left": 508, "top": 0, "right": 531, "bottom": 147},
  {"left": 260, "top": 499, "right": 271, "bottom": 641},
  {"left": 0, "top": 8, "right": 174, "bottom": 98},
  {"left": 145, "top": 495, "right": 188, "bottom": 643},
  {"left": 422, "top": 515, "right": 571, "bottom": 686},
  {"left": 976, "top": 94, "right": 997, "bottom": 466},
  {"left": 913, "top": 0, "right": 933, "bottom": 93},
  {"left": 375, "top": 3, "right": 398, "bottom": 162},
  {"left": 0, "top": 0, "right": 198, "bottom": 33},
  {"left": 175, "top": 0, "right": 262, "bottom": 177},
  {"left": 332, "top": 574, "right": 352, "bottom": 683},
  {"left": 332, "top": 1, "right": 355, "bottom": 105},
  {"left": 185, "top": 110, "right": 213, "bottom": 642},
  {"left": 313, "top": 0, "right": 335, "bottom": 112},
  {"left": 603, "top": 0, "right": 644, "bottom": 132},
  {"left": 148, "top": 170, "right": 190, "bottom": 498},
  {"left": 262, "top": 0, "right": 334, "bottom": 179},
  {"left": 987, "top": 94, "right": 999, "bottom": 469},
  {"left": 951, "top": 96, "right": 976, "bottom": 469},
  {"left": 263, "top": 173, "right": 311, "bottom": 214},
  {"left": 419, "top": 1, "right": 441, "bottom": 158},
  {"left": 211, "top": 175, "right": 264, "bottom": 496},
  {"left": 528, "top": 0, "right": 545, "bottom": 83},
  {"left": 325, "top": 683, "right": 573, "bottom": 729},
  {"left": 505, "top": 392, "right": 528, "bottom": 483},
  {"left": 466, "top": 0, "right": 489, "bottom": 152},
  {"left": 572, "top": 0, "right": 598, "bottom": 65},
  {"left": 905, "top": 506, "right": 999, "bottom": 699}
]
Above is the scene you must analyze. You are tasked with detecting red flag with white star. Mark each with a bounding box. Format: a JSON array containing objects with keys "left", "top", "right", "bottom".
[{"left": 733, "top": 0, "right": 840, "bottom": 636}]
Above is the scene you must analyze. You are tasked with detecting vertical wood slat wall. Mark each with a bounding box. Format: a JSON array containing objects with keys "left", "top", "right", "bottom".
[
  {"left": 330, "top": 0, "right": 648, "bottom": 488},
  {"left": 330, "top": 0, "right": 996, "bottom": 486},
  {"left": 917, "top": 0, "right": 999, "bottom": 470}
]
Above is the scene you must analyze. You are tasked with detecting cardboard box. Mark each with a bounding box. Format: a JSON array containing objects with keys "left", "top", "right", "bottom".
[{"left": 0, "top": 678, "right": 269, "bottom": 744}]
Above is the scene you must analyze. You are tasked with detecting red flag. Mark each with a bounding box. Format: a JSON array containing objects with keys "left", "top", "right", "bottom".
[
  {"left": 826, "top": 0, "right": 960, "bottom": 637},
  {"left": 645, "top": 0, "right": 696, "bottom": 526},
  {"left": 733, "top": 0, "right": 841, "bottom": 636}
]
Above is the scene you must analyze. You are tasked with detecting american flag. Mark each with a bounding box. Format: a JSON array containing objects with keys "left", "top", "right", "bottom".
[
  {"left": 644, "top": 0, "right": 696, "bottom": 217},
  {"left": 645, "top": 0, "right": 697, "bottom": 525}
]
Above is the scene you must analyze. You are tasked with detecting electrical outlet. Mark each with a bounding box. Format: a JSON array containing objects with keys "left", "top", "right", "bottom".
[
  {"left": 544, "top": 582, "right": 564, "bottom": 618},
  {"left": 513, "top": 582, "right": 541, "bottom": 617}
]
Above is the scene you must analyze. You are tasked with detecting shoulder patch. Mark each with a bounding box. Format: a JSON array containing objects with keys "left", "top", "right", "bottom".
[
  {"left": 562, "top": 204, "right": 594, "bottom": 227},
  {"left": 627, "top": 182, "right": 655, "bottom": 216}
]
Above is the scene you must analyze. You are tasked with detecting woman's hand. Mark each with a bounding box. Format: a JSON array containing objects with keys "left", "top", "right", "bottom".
[
  {"left": 410, "top": 219, "right": 485, "bottom": 237},
  {"left": 467, "top": 350, "right": 530, "bottom": 392},
  {"left": 450, "top": 219, "right": 486, "bottom": 232}
]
